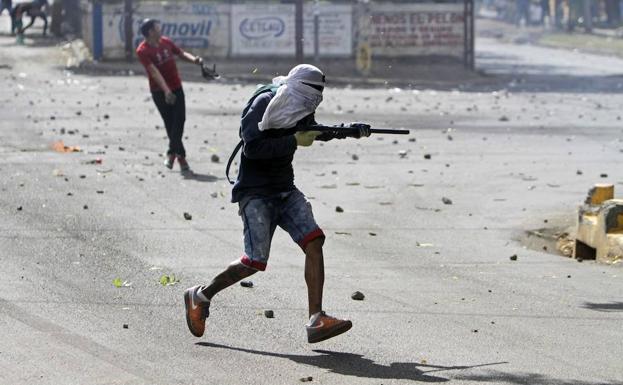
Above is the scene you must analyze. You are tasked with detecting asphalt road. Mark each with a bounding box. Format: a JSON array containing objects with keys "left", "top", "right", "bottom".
[{"left": 1, "top": 28, "right": 622, "bottom": 385}]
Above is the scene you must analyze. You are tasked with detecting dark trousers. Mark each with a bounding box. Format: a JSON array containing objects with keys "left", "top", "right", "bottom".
[
  {"left": 1, "top": 0, "right": 11, "bottom": 13},
  {"left": 22, "top": 10, "right": 48, "bottom": 35},
  {"left": 152, "top": 88, "right": 186, "bottom": 158}
]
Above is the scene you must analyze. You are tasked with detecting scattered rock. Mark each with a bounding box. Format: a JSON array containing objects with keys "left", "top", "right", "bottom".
[
  {"left": 472, "top": 329, "right": 479, "bottom": 333},
  {"left": 183, "top": 212, "right": 192, "bottom": 220},
  {"left": 576, "top": 170, "right": 583, "bottom": 175},
  {"left": 351, "top": 291, "right": 365, "bottom": 300},
  {"left": 103, "top": 114, "right": 110, "bottom": 119},
  {"left": 83, "top": 205, "right": 88, "bottom": 210},
  {"left": 351, "top": 154, "right": 359, "bottom": 161},
  {"left": 499, "top": 116, "right": 509, "bottom": 122},
  {"left": 300, "top": 377, "right": 313, "bottom": 382},
  {"left": 210, "top": 192, "right": 218, "bottom": 198},
  {"left": 408, "top": 137, "right": 416, "bottom": 142},
  {"left": 211, "top": 154, "right": 220, "bottom": 163},
  {"left": 398, "top": 150, "right": 407, "bottom": 158},
  {"left": 424, "top": 153, "right": 431, "bottom": 160},
  {"left": 264, "top": 310, "right": 274, "bottom": 318},
  {"left": 600, "top": 173, "right": 608, "bottom": 178},
  {"left": 442, "top": 197, "right": 453, "bottom": 205},
  {"left": 335, "top": 206, "right": 344, "bottom": 213},
  {"left": 510, "top": 254, "right": 518, "bottom": 261},
  {"left": 368, "top": 232, "right": 377, "bottom": 236},
  {"left": 240, "top": 280, "right": 253, "bottom": 288},
  {"left": 16, "top": 206, "right": 22, "bottom": 211},
  {"left": 96, "top": 190, "right": 104, "bottom": 194},
  {"left": 123, "top": 324, "right": 128, "bottom": 329}
]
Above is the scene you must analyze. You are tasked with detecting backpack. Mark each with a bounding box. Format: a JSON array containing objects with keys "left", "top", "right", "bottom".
[{"left": 225, "top": 84, "right": 280, "bottom": 185}]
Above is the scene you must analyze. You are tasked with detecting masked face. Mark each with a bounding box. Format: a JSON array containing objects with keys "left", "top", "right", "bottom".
[{"left": 258, "top": 65, "right": 326, "bottom": 131}]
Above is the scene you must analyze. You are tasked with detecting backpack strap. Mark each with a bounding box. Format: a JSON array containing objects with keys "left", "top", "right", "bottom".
[
  {"left": 225, "top": 84, "right": 280, "bottom": 185},
  {"left": 225, "top": 139, "right": 243, "bottom": 185}
]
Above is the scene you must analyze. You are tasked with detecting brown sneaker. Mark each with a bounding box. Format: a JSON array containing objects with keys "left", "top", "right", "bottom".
[
  {"left": 184, "top": 285, "right": 210, "bottom": 337},
  {"left": 306, "top": 311, "right": 352, "bottom": 343},
  {"left": 177, "top": 156, "right": 190, "bottom": 172}
]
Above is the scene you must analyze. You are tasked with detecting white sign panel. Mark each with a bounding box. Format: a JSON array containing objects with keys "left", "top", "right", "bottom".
[
  {"left": 102, "top": 2, "right": 230, "bottom": 58},
  {"left": 231, "top": 4, "right": 295, "bottom": 57},
  {"left": 368, "top": 4, "right": 464, "bottom": 57},
  {"left": 303, "top": 4, "right": 352, "bottom": 57}
]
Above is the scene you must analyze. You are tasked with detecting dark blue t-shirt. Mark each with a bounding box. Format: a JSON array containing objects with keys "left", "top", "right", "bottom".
[{"left": 232, "top": 91, "right": 308, "bottom": 203}]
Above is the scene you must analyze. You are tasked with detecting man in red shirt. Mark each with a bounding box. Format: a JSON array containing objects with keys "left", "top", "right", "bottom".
[{"left": 136, "top": 18, "right": 203, "bottom": 172}]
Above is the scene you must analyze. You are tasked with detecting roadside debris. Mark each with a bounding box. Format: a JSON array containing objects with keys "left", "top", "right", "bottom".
[
  {"left": 160, "top": 274, "right": 180, "bottom": 286},
  {"left": 112, "top": 278, "right": 132, "bottom": 288},
  {"left": 52, "top": 141, "right": 81, "bottom": 153}
]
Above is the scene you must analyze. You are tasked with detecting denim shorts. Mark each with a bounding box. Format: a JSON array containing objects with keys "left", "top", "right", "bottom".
[{"left": 238, "top": 189, "right": 324, "bottom": 271}]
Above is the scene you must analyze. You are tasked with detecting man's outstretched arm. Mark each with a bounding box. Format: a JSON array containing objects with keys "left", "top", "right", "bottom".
[{"left": 178, "top": 50, "right": 203, "bottom": 65}]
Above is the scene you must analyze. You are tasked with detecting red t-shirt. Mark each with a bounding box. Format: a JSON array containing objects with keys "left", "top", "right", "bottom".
[{"left": 136, "top": 36, "right": 182, "bottom": 92}]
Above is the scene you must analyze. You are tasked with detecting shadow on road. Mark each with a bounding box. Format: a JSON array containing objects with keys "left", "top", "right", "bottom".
[
  {"left": 182, "top": 171, "right": 219, "bottom": 183},
  {"left": 581, "top": 301, "right": 623, "bottom": 312},
  {"left": 454, "top": 370, "right": 620, "bottom": 385},
  {"left": 197, "top": 342, "right": 507, "bottom": 382}
]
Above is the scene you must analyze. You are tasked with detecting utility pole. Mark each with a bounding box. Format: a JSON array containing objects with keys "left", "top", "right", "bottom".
[
  {"left": 463, "top": 0, "right": 474, "bottom": 70},
  {"left": 295, "top": 0, "right": 304, "bottom": 62},
  {"left": 313, "top": 0, "right": 320, "bottom": 63},
  {"left": 583, "top": 0, "right": 593, "bottom": 32},
  {"left": 124, "top": 0, "right": 133, "bottom": 61}
]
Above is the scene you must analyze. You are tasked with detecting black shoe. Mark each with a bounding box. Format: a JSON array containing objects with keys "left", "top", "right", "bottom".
[{"left": 177, "top": 156, "right": 190, "bottom": 172}]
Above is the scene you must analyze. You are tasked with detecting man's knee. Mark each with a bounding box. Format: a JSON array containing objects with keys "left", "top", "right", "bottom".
[{"left": 305, "top": 237, "right": 324, "bottom": 255}]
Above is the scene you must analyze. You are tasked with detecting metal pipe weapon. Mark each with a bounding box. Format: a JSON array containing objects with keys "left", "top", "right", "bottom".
[{"left": 299, "top": 124, "right": 410, "bottom": 137}]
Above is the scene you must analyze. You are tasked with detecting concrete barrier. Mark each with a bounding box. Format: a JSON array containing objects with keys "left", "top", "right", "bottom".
[{"left": 574, "top": 184, "right": 623, "bottom": 264}]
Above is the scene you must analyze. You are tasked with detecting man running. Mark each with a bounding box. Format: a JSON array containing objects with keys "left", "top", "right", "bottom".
[
  {"left": 183, "top": 64, "right": 370, "bottom": 343},
  {"left": 11, "top": 0, "right": 47, "bottom": 38},
  {"left": 136, "top": 18, "right": 203, "bottom": 172}
]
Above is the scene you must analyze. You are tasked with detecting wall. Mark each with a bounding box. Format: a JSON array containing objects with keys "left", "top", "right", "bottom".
[{"left": 82, "top": 1, "right": 466, "bottom": 61}]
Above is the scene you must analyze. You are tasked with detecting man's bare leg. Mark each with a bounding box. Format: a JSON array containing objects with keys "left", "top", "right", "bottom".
[
  {"left": 303, "top": 236, "right": 352, "bottom": 343},
  {"left": 200, "top": 261, "right": 257, "bottom": 300},
  {"left": 304, "top": 238, "right": 325, "bottom": 317},
  {"left": 184, "top": 261, "right": 256, "bottom": 337}
]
